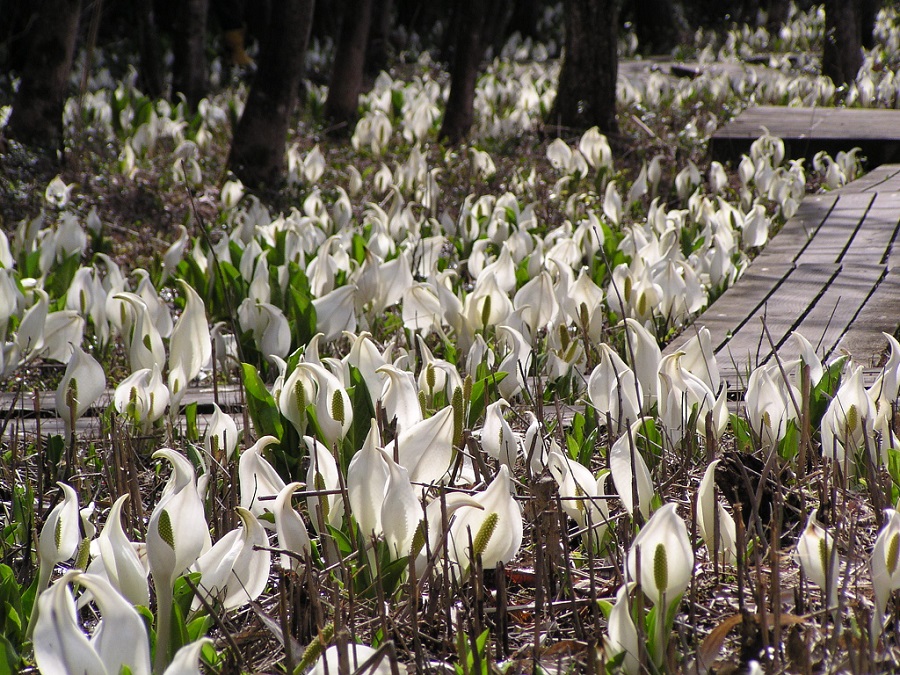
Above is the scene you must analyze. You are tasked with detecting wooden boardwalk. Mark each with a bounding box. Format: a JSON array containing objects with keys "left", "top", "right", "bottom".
[
  {"left": 710, "top": 106, "right": 900, "bottom": 167},
  {"left": 665, "top": 165, "right": 900, "bottom": 389}
]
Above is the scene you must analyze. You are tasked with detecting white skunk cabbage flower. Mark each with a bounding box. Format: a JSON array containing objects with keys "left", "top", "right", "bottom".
[
  {"left": 795, "top": 510, "right": 839, "bottom": 609},
  {"left": 238, "top": 435, "right": 286, "bottom": 522},
  {"left": 41, "top": 310, "right": 84, "bottom": 362},
  {"left": 35, "top": 482, "right": 82, "bottom": 598},
  {"left": 480, "top": 399, "right": 521, "bottom": 469},
  {"left": 114, "top": 365, "right": 169, "bottom": 429},
  {"left": 312, "top": 284, "right": 358, "bottom": 342},
  {"left": 273, "top": 482, "right": 312, "bottom": 571},
  {"left": 658, "top": 351, "right": 726, "bottom": 443},
  {"left": 448, "top": 465, "right": 523, "bottom": 579},
  {"left": 377, "top": 363, "right": 422, "bottom": 434},
  {"left": 310, "top": 643, "right": 404, "bottom": 675},
  {"left": 192, "top": 507, "right": 271, "bottom": 611},
  {"left": 298, "top": 361, "right": 353, "bottom": 447},
  {"left": 304, "top": 436, "right": 345, "bottom": 532},
  {"left": 513, "top": 270, "right": 559, "bottom": 334},
  {"left": 204, "top": 402, "right": 239, "bottom": 463},
  {"left": 402, "top": 282, "right": 444, "bottom": 336},
  {"left": 821, "top": 365, "right": 876, "bottom": 466},
  {"left": 168, "top": 280, "right": 212, "bottom": 406},
  {"left": 587, "top": 344, "right": 643, "bottom": 433},
  {"left": 626, "top": 503, "right": 694, "bottom": 608},
  {"left": 622, "top": 318, "right": 661, "bottom": 407},
  {"left": 547, "top": 451, "right": 609, "bottom": 546},
  {"left": 379, "top": 449, "right": 425, "bottom": 561},
  {"left": 33, "top": 571, "right": 151, "bottom": 675},
  {"left": 55, "top": 345, "right": 106, "bottom": 438},
  {"left": 86, "top": 494, "right": 149, "bottom": 608},
  {"left": 347, "top": 419, "right": 389, "bottom": 541},
  {"left": 164, "top": 638, "right": 214, "bottom": 675},
  {"left": 697, "top": 460, "right": 737, "bottom": 565},
  {"left": 745, "top": 363, "right": 799, "bottom": 449},
  {"left": 605, "top": 583, "right": 640, "bottom": 675},
  {"left": 609, "top": 418, "right": 657, "bottom": 520},
  {"left": 872, "top": 509, "right": 900, "bottom": 635},
  {"left": 115, "top": 292, "right": 166, "bottom": 372},
  {"left": 578, "top": 127, "right": 613, "bottom": 172},
  {"left": 17, "top": 288, "right": 49, "bottom": 361},
  {"left": 148, "top": 448, "right": 210, "bottom": 672},
  {"left": 385, "top": 405, "right": 456, "bottom": 485}
]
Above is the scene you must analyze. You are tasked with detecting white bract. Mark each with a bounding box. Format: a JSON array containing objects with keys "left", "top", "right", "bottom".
[{"left": 795, "top": 510, "right": 839, "bottom": 610}]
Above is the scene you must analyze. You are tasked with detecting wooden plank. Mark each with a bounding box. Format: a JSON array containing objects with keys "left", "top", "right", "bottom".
[
  {"left": 833, "top": 165, "right": 900, "bottom": 194},
  {"left": 1, "top": 411, "right": 248, "bottom": 441},
  {"left": 0, "top": 384, "right": 245, "bottom": 417},
  {"left": 840, "top": 194, "right": 900, "bottom": 264},
  {"left": 836, "top": 270, "right": 900, "bottom": 367},
  {"left": 710, "top": 107, "right": 900, "bottom": 166},
  {"left": 715, "top": 107, "right": 900, "bottom": 141},
  {"left": 663, "top": 263, "right": 794, "bottom": 357},
  {"left": 715, "top": 264, "right": 840, "bottom": 382},
  {"left": 778, "top": 265, "right": 885, "bottom": 364},
  {"left": 754, "top": 193, "right": 837, "bottom": 264},
  {"left": 794, "top": 192, "right": 874, "bottom": 265}
]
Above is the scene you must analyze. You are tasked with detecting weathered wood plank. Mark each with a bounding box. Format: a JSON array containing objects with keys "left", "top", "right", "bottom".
[
  {"left": 834, "top": 165, "right": 900, "bottom": 193},
  {"left": 835, "top": 270, "right": 900, "bottom": 367},
  {"left": 663, "top": 263, "right": 794, "bottom": 357},
  {"left": 754, "top": 193, "right": 838, "bottom": 264},
  {"left": 840, "top": 194, "right": 900, "bottom": 264},
  {"left": 0, "top": 385, "right": 245, "bottom": 417},
  {"left": 794, "top": 192, "right": 875, "bottom": 264},
  {"left": 778, "top": 265, "right": 884, "bottom": 364},
  {"left": 715, "top": 263, "right": 841, "bottom": 376},
  {"left": 711, "top": 107, "right": 900, "bottom": 166}
]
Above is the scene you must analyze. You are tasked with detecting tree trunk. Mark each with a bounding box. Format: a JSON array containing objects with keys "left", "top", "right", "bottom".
[
  {"left": 7, "top": 0, "right": 81, "bottom": 151},
  {"left": 507, "top": 0, "right": 541, "bottom": 41},
  {"left": 228, "top": 0, "right": 314, "bottom": 190},
  {"left": 134, "top": 0, "right": 165, "bottom": 98},
  {"left": 439, "top": 0, "right": 494, "bottom": 144},
  {"left": 822, "top": 0, "right": 862, "bottom": 87},
  {"left": 324, "top": 0, "right": 373, "bottom": 129},
  {"left": 633, "top": 0, "right": 681, "bottom": 55},
  {"left": 172, "top": 0, "right": 209, "bottom": 110},
  {"left": 549, "top": 0, "right": 619, "bottom": 135},
  {"left": 765, "top": 0, "right": 791, "bottom": 35},
  {"left": 860, "top": 0, "right": 880, "bottom": 49},
  {"left": 365, "top": 0, "right": 393, "bottom": 79}
]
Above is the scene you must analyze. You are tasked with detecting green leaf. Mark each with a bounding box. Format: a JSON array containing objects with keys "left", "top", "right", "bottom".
[
  {"left": 730, "top": 413, "right": 753, "bottom": 453},
  {"left": 188, "top": 615, "right": 214, "bottom": 641},
  {"left": 777, "top": 418, "right": 801, "bottom": 462},
  {"left": 46, "top": 254, "right": 81, "bottom": 300},
  {"left": 596, "top": 599, "right": 613, "bottom": 620},
  {"left": 0, "top": 634, "right": 22, "bottom": 675},
  {"left": 466, "top": 372, "right": 508, "bottom": 427},
  {"left": 242, "top": 363, "right": 284, "bottom": 439},
  {"left": 183, "top": 402, "right": 199, "bottom": 442}
]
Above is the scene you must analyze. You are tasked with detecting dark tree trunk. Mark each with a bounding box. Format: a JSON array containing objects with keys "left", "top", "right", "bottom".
[
  {"left": 633, "top": 0, "right": 681, "bottom": 55},
  {"left": 171, "top": 0, "right": 209, "bottom": 110},
  {"left": 7, "top": 0, "right": 82, "bottom": 151},
  {"left": 765, "top": 0, "right": 791, "bottom": 35},
  {"left": 134, "top": 0, "right": 165, "bottom": 98},
  {"left": 324, "top": 0, "right": 373, "bottom": 129},
  {"left": 549, "top": 0, "right": 619, "bottom": 135},
  {"left": 507, "top": 0, "right": 541, "bottom": 40},
  {"left": 228, "top": 0, "right": 314, "bottom": 189},
  {"left": 365, "top": 0, "right": 393, "bottom": 78},
  {"left": 439, "top": 0, "right": 493, "bottom": 145},
  {"left": 822, "top": 0, "right": 862, "bottom": 87},
  {"left": 860, "top": 0, "right": 880, "bottom": 49}
]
